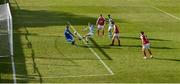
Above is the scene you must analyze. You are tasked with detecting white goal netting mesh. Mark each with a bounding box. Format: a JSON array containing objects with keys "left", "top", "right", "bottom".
[{"left": 0, "top": 3, "right": 13, "bottom": 57}]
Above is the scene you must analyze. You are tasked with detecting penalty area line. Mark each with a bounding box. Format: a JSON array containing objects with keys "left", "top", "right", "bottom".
[
  {"left": 68, "top": 22, "right": 114, "bottom": 75},
  {"left": 152, "top": 6, "right": 180, "bottom": 21},
  {"left": 29, "top": 74, "right": 113, "bottom": 79}
]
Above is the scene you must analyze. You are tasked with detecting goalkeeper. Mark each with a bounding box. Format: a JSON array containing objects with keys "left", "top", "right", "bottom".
[
  {"left": 83, "top": 23, "right": 95, "bottom": 43},
  {"left": 64, "top": 24, "right": 76, "bottom": 45}
]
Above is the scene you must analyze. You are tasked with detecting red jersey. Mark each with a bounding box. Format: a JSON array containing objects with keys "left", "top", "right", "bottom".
[
  {"left": 114, "top": 25, "right": 119, "bottom": 33},
  {"left": 140, "top": 35, "right": 149, "bottom": 45},
  {"left": 97, "top": 16, "right": 105, "bottom": 26}
]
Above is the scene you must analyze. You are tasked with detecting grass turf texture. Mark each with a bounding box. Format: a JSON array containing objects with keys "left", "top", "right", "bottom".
[{"left": 1, "top": 0, "right": 180, "bottom": 83}]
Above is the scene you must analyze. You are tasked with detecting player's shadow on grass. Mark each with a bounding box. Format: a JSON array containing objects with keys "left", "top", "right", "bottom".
[
  {"left": 79, "top": 44, "right": 175, "bottom": 50},
  {"left": 54, "top": 37, "right": 79, "bottom": 64},
  {"left": 121, "top": 36, "right": 171, "bottom": 41},
  {"left": 153, "top": 57, "right": 180, "bottom": 62},
  {"left": 151, "top": 47, "right": 176, "bottom": 49},
  {"left": 79, "top": 45, "right": 111, "bottom": 49},
  {"left": 89, "top": 38, "right": 113, "bottom": 60},
  {"left": 77, "top": 40, "right": 113, "bottom": 60},
  {"left": 120, "top": 36, "right": 174, "bottom": 49},
  {"left": 121, "top": 45, "right": 175, "bottom": 50}
]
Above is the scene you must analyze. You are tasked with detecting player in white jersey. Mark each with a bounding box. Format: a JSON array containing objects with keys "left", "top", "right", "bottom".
[
  {"left": 83, "top": 23, "right": 95, "bottom": 43},
  {"left": 107, "top": 14, "right": 114, "bottom": 38}
]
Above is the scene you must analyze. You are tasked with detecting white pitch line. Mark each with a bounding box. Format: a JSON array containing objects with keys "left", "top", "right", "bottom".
[
  {"left": 0, "top": 34, "right": 8, "bottom": 35},
  {"left": 88, "top": 48, "right": 114, "bottom": 75},
  {"left": 29, "top": 74, "right": 113, "bottom": 79},
  {"left": 69, "top": 24, "right": 114, "bottom": 75},
  {"left": 14, "top": 21, "right": 62, "bottom": 24},
  {"left": 0, "top": 56, "right": 10, "bottom": 57},
  {"left": 152, "top": 6, "right": 180, "bottom": 21}
]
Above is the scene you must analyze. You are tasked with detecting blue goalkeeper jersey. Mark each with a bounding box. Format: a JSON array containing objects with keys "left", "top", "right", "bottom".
[{"left": 64, "top": 28, "right": 74, "bottom": 41}]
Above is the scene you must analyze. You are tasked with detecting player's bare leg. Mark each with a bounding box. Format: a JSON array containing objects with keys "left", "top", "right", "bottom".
[
  {"left": 110, "top": 35, "right": 115, "bottom": 46},
  {"left": 148, "top": 49, "right": 153, "bottom": 58},
  {"left": 111, "top": 36, "right": 115, "bottom": 46},
  {"left": 117, "top": 38, "right": 121, "bottom": 46},
  {"left": 102, "top": 30, "right": 104, "bottom": 36},
  {"left": 111, "top": 39, "right": 115, "bottom": 46},
  {"left": 98, "top": 30, "right": 100, "bottom": 36},
  {"left": 142, "top": 49, "right": 147, "bottom": 59}
]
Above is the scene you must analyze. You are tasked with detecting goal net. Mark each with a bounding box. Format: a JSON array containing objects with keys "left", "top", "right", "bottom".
[{"left": 0, "top": 3, "right": 13, "bottom": 57}]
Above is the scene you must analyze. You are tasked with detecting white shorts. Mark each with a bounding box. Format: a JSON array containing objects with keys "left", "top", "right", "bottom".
[
  {"left": 112, "top": 33, "right": 119, "bottom": 39},
  {"left": 108, "top": 26, "right": 113, "bottom": 31},
  {"left": 87, "top": 32, "right": 94, "bottom": 37},
  {"left": 98, "top": 25, "right": 104, "bottom": 30},
  {"left": 143, "top": 43, "right": 150, "bottom": 49}
]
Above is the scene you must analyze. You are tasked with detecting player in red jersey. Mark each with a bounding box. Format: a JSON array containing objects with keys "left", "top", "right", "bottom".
[
  {"left": 110, "top": 21, "right": 120, "bottom": 46},
  {"left": 96, "top": 14, "right": 106, "bottom": 36},
  {"left": 140, "top": 31, "right": 153, "bottom": 59}
]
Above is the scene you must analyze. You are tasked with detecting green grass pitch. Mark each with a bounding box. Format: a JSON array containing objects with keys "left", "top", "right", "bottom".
[{"left": 1, "top": 0, "right": 180, "bottom": 83}]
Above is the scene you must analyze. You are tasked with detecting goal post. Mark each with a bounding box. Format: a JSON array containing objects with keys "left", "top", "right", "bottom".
[
  {"left": 0, "top": 3, "right": 13, "bottom": 57},
  {"left": 0, "top": 2, "right": 16, "bottom": 83}
]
